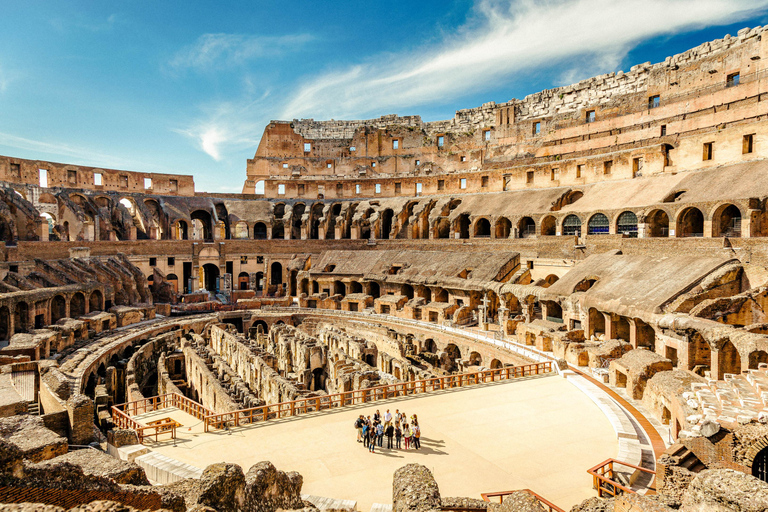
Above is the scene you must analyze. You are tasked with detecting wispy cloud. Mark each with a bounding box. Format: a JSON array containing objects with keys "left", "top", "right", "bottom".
[
  {"left": 173, "top": 91, "right": 272, "bottom": 161},
  {"left": 282, "top": 0, "right": 768, "bottom": 119},
  {"left": 49, "top": 13, "right": 118, "bottom": 33},
  {"left": 170, "top": 33, "right": 314, "bottom": 71}
]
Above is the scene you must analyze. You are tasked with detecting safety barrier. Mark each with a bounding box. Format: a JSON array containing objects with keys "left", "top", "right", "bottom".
[
  {"left": 587, "top": 458, "right": 656, "bottom": 498},
  {"left": 481, "top": 489, "right": 564, "bottom": 512}
]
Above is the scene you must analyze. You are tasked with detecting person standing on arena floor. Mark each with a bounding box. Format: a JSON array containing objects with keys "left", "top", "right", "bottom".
[
  {"left": 376, "top": 421, "right": 384, "bottom": 447},
  {"left": 403, "top": 423, "right": 411, "bottom": 449},
  {"left": 385, "top": 422, "right": 394, "bottom": 448},
  {"left": 362, "top": 420, "right": 370, "bottom": 448},
  {"left": 395, "top": 424, "right": 402, "bottom": 449},
  {"left": 368, "top": 424, "right": 376, "bottom": 453},
  {"left": 374, "top": 409, "right": 381, "bottom": 424},
  {"left": 412, "top": 420, "right": 421, "bottom": 449},
  {"left": 384, "top": 409, "right": 392, "bottom": 428},
  {"left": 355, "top": 415, "right": 364, "bottom": 442}
]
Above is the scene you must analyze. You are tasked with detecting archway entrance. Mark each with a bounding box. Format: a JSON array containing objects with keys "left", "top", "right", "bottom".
[
  {"left": 202, "top": 263, "right": 220, "bottom": 292},
  {"left": 754, "top": 446, "right": 768, "bottom": 482}
]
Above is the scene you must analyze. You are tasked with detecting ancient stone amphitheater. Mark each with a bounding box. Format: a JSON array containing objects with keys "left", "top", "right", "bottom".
[{"left": 3, "top": 26, "right": 768, "bottom": 512}]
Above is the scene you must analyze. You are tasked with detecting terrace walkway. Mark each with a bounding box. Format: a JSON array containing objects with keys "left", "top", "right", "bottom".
[{"left": 133, "top": 373, "right": 617, "bottom": 512}]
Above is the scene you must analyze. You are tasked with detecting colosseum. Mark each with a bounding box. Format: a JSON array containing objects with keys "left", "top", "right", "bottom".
[{"left": 4, "top": 23, "right": 768, "bottom": 512}]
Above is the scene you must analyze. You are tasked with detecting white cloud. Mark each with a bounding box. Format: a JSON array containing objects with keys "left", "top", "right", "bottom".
[
  {"left": 170, "top": 33, "right": 313, "bottom": 71},
  {"left": 282, "top": 0, "right": 768, "bottom": 119}
]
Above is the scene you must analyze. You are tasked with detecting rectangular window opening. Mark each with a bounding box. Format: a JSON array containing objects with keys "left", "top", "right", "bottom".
[
  {"left": 144, "top": 178, "right": 152, "bottom": 189},
  {"left": 481, "top": 176, "right": 489, "bottom": 188},
  {"left": 415, "top": 160, "right": 420, "bottom": 166},
  {"left": 632, "top": 157, "right": 643, "bottom": 177},
  {"left": 10, "top": 163, "right": 20, "bottom": 178},
  {"left": 394, "top": 182, "right": 401, "bottom": 194},
  {"left": 586, "top": 110, "right": 596, "bottom": 123},
  {"left": 437, "top": 135, "right": 444, "bottom": 147},
  {"left": 375, "top": 183, "right": 381, "bottom": 194},
  {"left": 336, "top": 183, "right": 343, "bottom": 197},
  {"left": 67, "top": 170, "right": 77, "bottom": 184},
  {"left": 703, "top": 142, "right": 713, "bottom": 161},
  {"left": 168, "top": 257, "right": 175, "bottom": 266},
  {"left": 38, "top": 169, "right": 48, "bottom": 188},
  {"left": 392, "top": 139, "right": 399, "bottom": 150},
  {"left": 460, "top": 178, "right": 467, "bottom": 189},
  {"left": 648, "top": 95, "right": 660, "bottom": 109},
  {"left": 278, "top": 184, "right": 286, "bottom": 195},
  {"left": 603, "top": 161, "right": 612, "bottom": 175},
  {"left": 727, "top": 72, "right": 740, "bottom": 87},
  {"left": 415, "top": 183, "right": 422, "bottom": 195},
  {"left": 170, "top": 179, "right": 178, "bottom": 192},
  {"left": 437, "top": 180, "right": 445, "bottom": 191},
  {"left": 149, "top": 257, "right": 157, "bottom": 267},
  {"left": 326, "top": 162, "right": 332, "bottom": 169},
  {"left": 551, "top": 168, "right": 559, "bottom": 181},
  {"left": 533, "top": 122, "right": 541, "bottom": 135},
  {"left": 355, "top": 184, "right": 361, "bottom": 195},
  {"left": 661, "top": 125, "right": 667, "bottom": 136},
  {"left": 303, "top": 142, "right": 311, "bottom": 152},
  {"left": 484, "top": 130, "right": 491, "bottom": 141},
  {"left": 576, "top": 164, "right": 584, "bottom": 179},
  {"left": 744, "top": 134, "right": 755, "bottom": 154},
  {"left": 526, "top": 171, "right": 534, "bottom": 184},
  {"left": 297, "top": 184, "right": 305, "bottom": 196},
  {"left": 350, "top": 146, "right": 356, "bottom": 152},
  {"left": 120, "top": 175, "right": 128, "bottom": 188},
  {"left": 94, "top": 173, "right": 102, "bottom": 186}
]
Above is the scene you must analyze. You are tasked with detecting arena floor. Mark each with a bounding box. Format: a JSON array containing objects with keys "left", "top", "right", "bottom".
[{"left": 136, "top": 373, "right": 616, "bottom": 511}]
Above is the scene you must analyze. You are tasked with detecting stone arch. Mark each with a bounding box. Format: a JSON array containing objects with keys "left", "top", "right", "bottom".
[
  {"left": 542, "top": 274, "right": 559, "bottom": 288},
  {"left": 234, "top": 221, "right": 249, "bottom": 239},
  {"left": 190, "top": 210, "right": 213, "bottom": 241},
  {"left": 423, "top": 338, "right": 438, "bottom": 353},
  {"left": 469, "top": 351, "right": 482, "bottom": 366},
  {"left": 333, "top": 281, "right": 346, "bottom": 296},
  {"left": 719, "top": 340, "right": 742, "bottom": 376},
  {"left": 490, "top": 358, "right": 502, "bottom": 369},
  {"left": 646, "top": 209, "right": 670, "bottom": 238},
  {"left": 70, "top": 293, "right": 86, "bottom": 318},
  {"left": 749, "top": 350, "right": 768, "bottom": 370},
  {"left": 167, "top": 274, "right": 179, "bottom": 293},
  {"left": 435, "top": 217, "right": 451, "bottom": 239},
  {"left": 455, "top": 214, "right": 470, "bottom": 239},
  {"left": 238, "top": 272, "right": 250, "bottom": 290},
  {"left": 380, "top": 208, "right": 394, "bottom": 239},
  {"left": 587, "top": 213, "right": 610, "bottom": 235},
  {"left": 402, "top": 284, "right": 414, "bottom": 299},
  {"left": 89, "top": 290, "right": 103, "bottom": 312},
  {"left": 253, "top": 222, "right": 267, "bottom": 239},
  {"left": 677, "top": 207, "right": 704, "bottom": 238},
  {"left": 495, "top": 217, "right": 511, "bottom": 238},
  {"left": 175, "top": 219, "right": 189, "bottom": 240},
  {"left": 711, "top": 203, "right": 742, "bottom": 237},
  {"left": 473, "top": 217, "right": 491, "bottom": 237},
  {"left": 349, "top": 281, "right": 363, "bottom": 294},
  {"left": 254, "top": 271, "right": 264, "bottom": 292},
  {"left": 202, "top": 264, "right": 220, "bottom": 292},
  {"left": 616, "top": 211, "right": 638, "bottom": 237},
  {"left": 551, "top": 190, "right": 584, "bottom": 211},
  {"left": 309, "top": 202, "right": 324, "bottom": 239},
  {"left": 540, "top": 215, "right": 557, "bottom": 236},
  {"left": 51, "top": 295, "right": 66, "bottom": 324},
  {"left": 433, "top": 287, "right": 448, "bottom": 302},
  {"left": 562, "top": 214, "right": 582, "bottom": 236},
  {"left": 270, "top": 262, "right": 283, "bottom": 286},
  {"left": 588, "top": 308, "right": 605, "bottom": 338},
  {"left": 518, "top": 216, "right": 535, "bottom": 238},
  {"left": 368, "top": 281, "right": 380, "bottom": 299},
  {"left": 291, "top": 203, "right": 306, "bottom": 239},
  {"left": 12, "top": 303, "right": 29, "bottom": 334}
]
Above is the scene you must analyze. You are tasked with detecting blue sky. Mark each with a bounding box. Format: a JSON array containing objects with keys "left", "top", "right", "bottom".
[{"left": 1, "top": 1, "right": 768, "bottom": 193}]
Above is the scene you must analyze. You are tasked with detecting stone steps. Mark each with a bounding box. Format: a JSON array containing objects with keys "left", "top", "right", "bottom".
[
  {"left": 301, "top": 494, "right": 357, "bottom": 511},
  {"left": 370, "top": 504, "right": 392, "bottom": 512},
  {"left": 135, "top": 451, "right": 203, "bottom": 484}
]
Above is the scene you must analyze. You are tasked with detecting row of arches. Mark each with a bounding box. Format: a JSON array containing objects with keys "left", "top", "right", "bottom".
[{"left": 0, "top": 289, "right": 104, "bottom": 341}]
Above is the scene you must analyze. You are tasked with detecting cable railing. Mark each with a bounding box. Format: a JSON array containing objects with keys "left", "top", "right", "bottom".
[
  {"left": 203, "top": 361, "right": 552, "bottom": 431},
  {"left": 481, "top": 489, "right": 564, "bottom": 512},
  {"left": 587, "top": 458, "right": 656, "bottom": 498}
]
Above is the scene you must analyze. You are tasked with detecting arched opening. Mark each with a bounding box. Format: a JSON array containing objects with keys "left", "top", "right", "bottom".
[
  {"left": 615, "top": 316, "right": 630, "bottom": 342},
  {"left": 253, "top": 320, "right": 269, "bottom": 336},
  {"left": 563, "top": 215, "right": 582, "bottom": 236},
  {"left": 312, "top": 281, "right": 319, "bottom": 294},
  {"left": 291, "top": 203, "right": 306, "bottom": 239},
  {"left": 309, "top": 203, "right": 324, "bottom": 239},
  {"left": 540, "top": 215, "right": 557, "bottom": 236},
  {"left": 542, "top": 274, "right": 559, "bottom": 288},
  {"left": 253, "top": 222, "right": 267, "bottom": 239},
  {"left": 272, "top": 221, "right": 284, "bottom": 239},
  {"left": 238, "top": 272, "right": 250, "bottom": 290},
  {"left": 70, "top": 293, "right": 85, "bottom": 318},
  {"left": 749, "top": 350, "right": 768, "bottom": 370},
  {"left": 190, "top": 210, "right": 213, "bottom": 241},
  {"left": 299, "top": 279, "right": 309, "bottom": 296},
  {"left": 234, "top": 221, "right": 249, "bottom": 239},
  {"left": 588, "top": 308, "right": 605, "bottom": 338},
  {"left": 89, "top": 290, "right": 103, "bottom": 312},
  {"left": 616, "top": 211, "right": 638, "bottom": 237},
  {"left": 175, "top": 220, "right": 188, "bottom": 240},
  {"left": 635, "top": 319, "right": 656, "bottom": 351},
  {"left": 270, "top": 262, "right": 283, "bottom": 286},
  {"left": 551, "top": 190, "right": 584, "bottom": 211},
  {"left": 719, "top": 340, "right": 742, "bottom": 376},
  {"left": 456, "top": 214, "right": 470, "bottom": 239},
  {"left": 349, "top": 281, "right": 363, "bottom": 294},
  {"left": 51, "top": 295, "right": 66, "bottom": 324},
  {"left": 474, "top": 218, "right": 491, "bottom": 237},
  {"left": 433, "top": 287, "right": 448, "bottom": 303},
  {"left": 202, "top": 264, "right": 220, "bottom": 292},
  {"left": 255, "top": 272, "right": 264, "bottom": 292},
  {"left": 167, "top": 273, "right": 179, "bottom": 293},
  {"left": 495, "top": 217, "right": 511, "bottom": 238},
  {"left": 490, "top": 359, "right": 502, "bottom": 369},
  {"left": 368, "top": 282, "right": 380, "bottom": 299},
  {"left": 333, "top": 281, "right": 345, "bottom": 296},
  {"left": 677, "top": 207, "right": 704, "bottom": 238},
  {"left": 646, "top": 210, "right": 669, "bottom": 238},
  {"left": 444, "top": 344, "right": 462, "bottom": 372},
  {"left": 753, "top": 446, "right": 768, "bottom": 482},
  {"left": 518, "top": 217, "right": 536, "bottom": 238},
  {"left": 587, "top": 213, "right": 610, "bottom": 235},
  {"left": 544, "top": 301, "right": 562, "bottom": 322},
  {"left": 435, "top": 218, "right": 451, "bottom": 239},
  {"left": 423, "top": 338, "right": 438, "bottom": 353},
  {"left": 41, "top": 213, "right": 56, "bottom": 238},
  {"left": 714, "top": 204, "right": 742, "bottom": 237},
  {"left": 469, "top": 352, "right": 482, "bottom": 366},
  {"left": 380, "top": 209, "right": 393, "bottom": 239},
  {"left": 402, "top": 284, "right": 414, "bottom": 299}
]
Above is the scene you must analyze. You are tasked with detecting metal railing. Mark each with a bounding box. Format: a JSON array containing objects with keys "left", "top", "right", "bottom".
[
  {"left": 204, "top": 361, "right": 552, "bottom": 431},
  {"left": 587, "top": 458, "right": 656, "bottom": 498},
  {"left": 481, "top": 489, "right": 564, "bottom": 512}
]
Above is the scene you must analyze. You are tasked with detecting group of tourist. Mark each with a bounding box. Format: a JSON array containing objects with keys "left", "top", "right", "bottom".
[{"left": 354, "top": 408, "right": 421, "bottom": 453}]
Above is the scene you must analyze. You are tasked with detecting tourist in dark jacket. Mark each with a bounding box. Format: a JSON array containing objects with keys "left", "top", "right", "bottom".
[
  {"left": 385, "top": 424, "right": 395, "bottom": 448},
  {"left": 395, "top": 425, "right": 402, "bottom": 449}
]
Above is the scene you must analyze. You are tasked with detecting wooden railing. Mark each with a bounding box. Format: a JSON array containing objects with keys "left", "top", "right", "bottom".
[
  {"left": 481, "top": 489, "right": 564, "bottom": 512},
  {"left": 204, "top": 361, "right": 553, "bottom": 431},
  {"left": 113, "top": 392, "right": 213, "bottom": 421},
  {"left": 587, "top": 459, "right": 656, "bottom": 498}
]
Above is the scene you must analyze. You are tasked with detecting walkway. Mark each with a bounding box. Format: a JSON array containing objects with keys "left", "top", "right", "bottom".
[{"left": 135, "top": 373, "right": 617, "bottom": 512}]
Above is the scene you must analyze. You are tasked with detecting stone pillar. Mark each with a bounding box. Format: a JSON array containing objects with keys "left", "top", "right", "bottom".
[
  {"left": 38, "top": 219, "right": 48, "bottom": 242},
  {"left": 128, "top": 225, "right": 137, "bottom": 241},
  {"left": 628, "top": 318, "right": 638, "bottom": 348},
  {"left": 710, "top": 350, "right": 722, "bottom": 380},
  {"left": 703, "top": 219, "right": 713, "bottom": 238},
  {"left": 603, "top": 313, "right": 615, "bottom": 340},
  {"left": 67, "top": 394, "right": 95, "bottom": 445}
]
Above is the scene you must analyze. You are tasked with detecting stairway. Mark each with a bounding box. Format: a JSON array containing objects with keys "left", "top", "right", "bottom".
[{"left": 27, "top": 401, "right": 40, "bottom": 416}]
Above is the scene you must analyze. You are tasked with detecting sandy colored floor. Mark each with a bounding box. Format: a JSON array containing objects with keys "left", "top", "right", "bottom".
[{"left": 137, "top": 374, "right": 615, "bottom": 511}]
